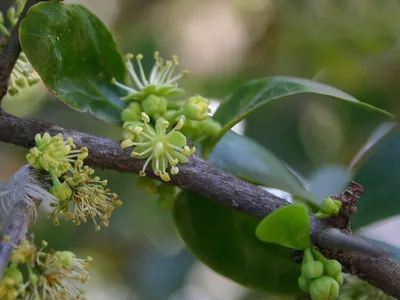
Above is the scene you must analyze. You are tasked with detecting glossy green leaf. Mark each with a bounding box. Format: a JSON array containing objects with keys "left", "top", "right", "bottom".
[
  {"left": 173, "top": 191, "right": 302, "bottom": 294},
  {"left": 209, "top": 131, "right": 307, "bottom": 195},
  {"left": 255, "top": 204, "right": 310, "bottom": 250},
  {"left": 211, "top": 76, "right": 393, "bottom": 148},
  {"left": 19, "top": 1, "right": 127, "bottom": 124}
]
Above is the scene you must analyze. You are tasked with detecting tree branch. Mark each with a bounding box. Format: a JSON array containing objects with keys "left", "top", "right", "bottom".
[
  {"left": 0, "top": 0, "right": 399, "bottom": 297},
  {"left": 0, "top": 202, "right": 30, "bottom": 278},
  {"left": 0, "top": 109, "right": 399, "bottom": 297}
]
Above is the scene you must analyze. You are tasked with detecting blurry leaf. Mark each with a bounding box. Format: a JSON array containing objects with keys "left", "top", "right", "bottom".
[
  {"left": 357, "top": 235, "right": 400, "bottom": 263},
  {"left": 352, "top": 128, "right": 400, "bottom": 229},
  {"left": 255, "top": 204, "right": 310, "bottom": 250},
  {"left": 209, "top": 131, "right": 307, "bottom": 195},
  {"left": 350, "top": 122, "right": 397, "bottom": 171},
  {"left": 20, "top": 1, "right": 127, "bottom": 124},
  {"left": 173, "top": 191, "right": 302, "bottom": 294},
  {"left": 307, "top": 165, "right": 353, "bottom": 205},
  {"left": 208, "top": 77, "right": 393, "bottom": 152}
]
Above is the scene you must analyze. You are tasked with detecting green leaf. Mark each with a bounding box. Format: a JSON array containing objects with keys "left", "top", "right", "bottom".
[
  {"left": 307, "top": 165, "right": 353, "bottom": 205},
  {"left": 209, "top": 131, "right": 307, "bottom": 195},
  {"left": 255, "top": 204, "right": 310, "bottom": 250},
  {"left": 173, "top": 191, "right": 302, "bottom": 294},
  {"left": 352, "top": 128, "right": 400, "bottom": 229},
  {"left": 19, "top": 1, "right": 127, "bottom": 124},
  {"left": 210, "top": 76, "right": 393, "bottom": 149}
]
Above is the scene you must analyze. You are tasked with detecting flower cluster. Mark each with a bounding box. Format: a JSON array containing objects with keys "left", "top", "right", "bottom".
[
  {"left": 315, "top": 197, "right": 342, "bottom": 219},
  {"left": 0, "top": 1, "right": 40, "bottom": 96},
  {"left": 298, "top": 248, "right": 343, "bottom": 300},
  {"left": 112, "top": 51, "right": 221, "bottom": 181},
  {"left": 26, "top": 133, "right": 122, "bottom": 230},
  {"left": 0, "top": 238, "right": 91, "bottom": 299}
]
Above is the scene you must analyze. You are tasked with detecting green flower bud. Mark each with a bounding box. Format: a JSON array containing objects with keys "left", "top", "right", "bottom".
[
  {"left": 200, "top": 118, "right": 221, "bottom": 138},
  {"left": 298, "top": 275, "right": 310, "bottom": 292},
  {"left": 163, "top": 110, "right": 179, "bottom": 123},
  {"left": 29, "top": 273, "right": 39, "bottom": 285},
  {"left": 55, "top": 251, "right": 76, "bottom": 268},
  {"left": 302, "top": 261, "right": 324, "bottom": 279},
  {"left": 183, "top": 95, "right": 210, "bottom": 120},
  {"left": 321, "top": 197, "right": 342, "bottom": 216},
  {"left": 142, "top": 94, "right": 168, "bottom": 119},
  {"left": 332, "top": 273, "right": 343, "bottom": 286},
  {"left": 181, "top": 119, "right": 202, "bottom": 140},
  {"left": 49, "top": 183, "right": 72, "bottom": 201},
  {"left": 137, "top": 177, "right": 158, "bottom": 195},
  {"left": 309, "top": 276, "right": 340, "bottom": 300},
  {"left": 3, "top": 267, "right": 23, "bottom": 285},
  {"left": 324, "top": 259, "right": 342, "bottom": 277},
  {"left": 121, "top": 102, "right": 142, "bottom": 122}
]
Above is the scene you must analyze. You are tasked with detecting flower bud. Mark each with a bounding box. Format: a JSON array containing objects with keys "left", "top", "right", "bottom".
[
  {"left": 324, "top": 259, "right": 342, "bottom": 277},
  {"left": 49, "top": 183, "right": 72, "bottom": 201},
  {"left": 3, "top": 267, "right": 23, "bottom": 285},
  {"left": 183, "top": 95, "right": 210, "bottom": 120},
  {"left": 56, "top": 251, "right": 76, "bottom": 268},
  {"left": 309, "top": 276, "right": 340, "bottom": 300},
  {"left": 332, "top": 273, "right": 343, "bottom": 286},
  {"left": 142, "top": 95, "right": 168, "bottom": 119},
  {"left": 200, "top": 119, "right": 221, "bottom": 138},
  {"left": 181, "top": 119, "right": 202, "bottom": 140},
  {"left": 298, "top": 275, "right": 310, "bottom": 292},
  {"left": 121, "top": 102, "right": 142, "bottom": 122},
  {"left": 302, "top": 261, "right": 324, "bottom": 279},
  {"left": 321, "top": 197, "right": 342, "bottom": 216}
]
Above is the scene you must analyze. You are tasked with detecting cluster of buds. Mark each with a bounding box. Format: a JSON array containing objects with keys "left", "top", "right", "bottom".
[
  {"left": 112, "top": 51, "right": 221, "bottom": 181},
  {"left": 27, "top": 133, "right": 122, "bottom": 230},
  {"left": 315, "top": 197, "right": 343, "bottom": 219},
  {"left": 0, "top": 238, "right": 91, "bottom": 299},
  {"left": 298, "top": 248, "right": 343, "bottom": 300},
  {"left": 0, "top": 1, "right": 40, "bottom": 96}
]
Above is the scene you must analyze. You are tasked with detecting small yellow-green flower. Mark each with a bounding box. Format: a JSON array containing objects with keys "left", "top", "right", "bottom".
[
  {"left": 112, "top": 52, "right": 188, "bottom": 101},
  {"left": 121, "top": 113, "right": 195, "bottom": 181},
  {"left": 50, "top": 165, "right": 122, "bottom": 231},
  {"left": 26, "top": 133, "right": 88, "bottom": 177}
]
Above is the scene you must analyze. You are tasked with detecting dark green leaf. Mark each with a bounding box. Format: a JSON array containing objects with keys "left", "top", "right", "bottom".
[
  {"left": 20, "top": 1, "right": 127, "bottom": 124},
  {"left": 352, "top": 128, "right": 400, "bottom": 229},
  {"left": 255, "top": 204, "right": 310, "bottom": 250},
  {"left": 173, "top": 191, "right": 302, "bottom": 294},
  {"left": 209, "top": 131, "right": 307, "bottom": 195},
  {"left": 211, "top": 77, "right": 393, "bottom": 148}
]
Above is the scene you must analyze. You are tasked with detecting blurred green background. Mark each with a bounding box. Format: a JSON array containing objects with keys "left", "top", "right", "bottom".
[{"left": 1, "top": 0, "right": 399, "bottom": 299}]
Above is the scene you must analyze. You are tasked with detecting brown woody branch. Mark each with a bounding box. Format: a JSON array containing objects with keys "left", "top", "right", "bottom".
[{"left": 0, "top": 1, "right": 399, "bottom": 298}]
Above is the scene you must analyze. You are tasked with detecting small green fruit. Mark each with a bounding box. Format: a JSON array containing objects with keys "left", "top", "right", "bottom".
[
  {"left": 49, "top": 183, "right": 72, "bottom": 201},
  {"left": 332, "top": 273, "right": 343, "bottom": 286},
  {"left": 3, "top": 267, "right": 23, "bottom": 284},
  {"left": 142, "top": 95, "right": 168, "bottom": 118}
]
